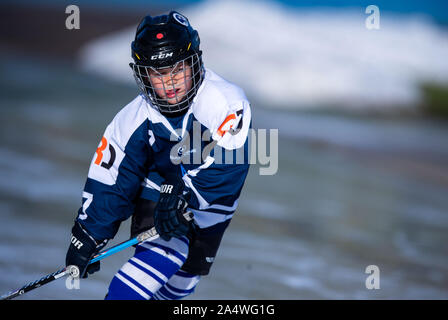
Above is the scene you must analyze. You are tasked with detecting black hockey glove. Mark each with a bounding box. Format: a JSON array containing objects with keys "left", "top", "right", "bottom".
[
  {"left": 66, "top": 221, "right": 108, "bottom": 279},
  {"left": 154, "top": 174, "right": 193, "bottom": 241}
]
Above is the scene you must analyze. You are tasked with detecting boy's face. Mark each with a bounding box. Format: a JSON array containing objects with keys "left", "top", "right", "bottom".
[{"left": 148, "top": 61, "right": 193, "bottom": 105}]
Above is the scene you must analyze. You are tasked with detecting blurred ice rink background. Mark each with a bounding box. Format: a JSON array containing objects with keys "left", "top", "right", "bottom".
[{"left": 1, "top": 0, "right": 447, "bottom": 299}]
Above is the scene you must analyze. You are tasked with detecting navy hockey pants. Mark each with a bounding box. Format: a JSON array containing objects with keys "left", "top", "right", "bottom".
[{"left": 105, "top": 235, "right": 200, "bottom": 300}]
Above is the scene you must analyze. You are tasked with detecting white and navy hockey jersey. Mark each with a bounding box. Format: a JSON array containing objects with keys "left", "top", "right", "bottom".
[{"left": 76, "top": 69, "right": 252, "bottom": 241}]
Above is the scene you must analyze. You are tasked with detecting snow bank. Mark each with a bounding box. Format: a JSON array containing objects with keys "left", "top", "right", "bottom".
[{"left": 79, "top": 0, "right": 448, "bottom": 111}]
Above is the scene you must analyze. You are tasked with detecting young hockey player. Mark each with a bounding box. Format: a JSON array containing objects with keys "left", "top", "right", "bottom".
[{"left": 65, "top": 11, "right": 251, "bottom": 300}]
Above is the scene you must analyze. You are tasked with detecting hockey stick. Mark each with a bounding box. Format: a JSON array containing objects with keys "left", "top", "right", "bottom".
[{"left": 0, "top": 212, "right": 193, "bottom": 300}]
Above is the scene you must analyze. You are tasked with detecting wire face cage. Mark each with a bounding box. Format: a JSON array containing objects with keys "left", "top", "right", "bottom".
[{"left": 131, "top": 53, "right": 204, "bottom": 114}]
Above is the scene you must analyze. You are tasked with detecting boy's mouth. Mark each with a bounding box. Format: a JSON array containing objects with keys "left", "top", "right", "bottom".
[{"left": 166, "top": 88, "right": 181, "bottom": 99}]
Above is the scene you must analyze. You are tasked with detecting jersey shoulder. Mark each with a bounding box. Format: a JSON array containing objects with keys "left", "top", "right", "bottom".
[
  {"left": 106, "top": 95, "right": 149, "bottom": 146},
  {"left": 192, "top": 69, "right": 251, "bottom": 149},
  {"left": 111, "top": 95, "right": 148, "bottom": 128}
]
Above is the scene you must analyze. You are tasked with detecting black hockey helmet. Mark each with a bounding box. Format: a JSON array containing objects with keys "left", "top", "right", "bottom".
[{"left": 130, "top": 11, "right": 204, "bottom": 115}]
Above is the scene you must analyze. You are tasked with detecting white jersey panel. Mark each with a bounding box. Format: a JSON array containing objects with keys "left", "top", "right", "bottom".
[
  {"left": 87, "top": 96, "right": 149, "bottom": 186},
  {"left": 192, "top": 69, "right": 251, "bottom": 150}
]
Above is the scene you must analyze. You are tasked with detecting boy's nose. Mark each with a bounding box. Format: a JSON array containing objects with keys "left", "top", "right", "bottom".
[
  {"left": 161, "top": 73, "right": 171, "bottom": 81},
  {"left": 163, "top": 74, "right": 179, "bottom": 86}
]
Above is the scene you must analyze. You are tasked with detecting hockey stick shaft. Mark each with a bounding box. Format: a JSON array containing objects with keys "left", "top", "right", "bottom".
[
  {"left": 0, "top": 227, "right": 159, "bottom": 300},
  {"left": 88, "top": 211, "right": 192, "bottom": 264},
  {"left": 0, "top": 267, "right": 69, "bottom": 300},
  {"left": 0, "top": 211, "right": 193, "bottom": 300}
]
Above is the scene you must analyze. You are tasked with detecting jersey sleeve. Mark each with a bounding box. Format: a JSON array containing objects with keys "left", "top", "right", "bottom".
[
  {"left": 183, "top": 100, "right": 252, "bottom": 230},
  {"left": 76, "top": 101, "right": 152, "bottom": 240}
]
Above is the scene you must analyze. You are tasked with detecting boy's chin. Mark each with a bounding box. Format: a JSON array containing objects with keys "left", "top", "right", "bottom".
[{"left": 165, "top": 96, "right": 187, "bottom": 105}]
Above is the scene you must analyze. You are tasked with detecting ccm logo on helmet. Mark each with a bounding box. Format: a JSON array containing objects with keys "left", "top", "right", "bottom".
[{"left": 151, "top": 52, "right": 174, "bottom": 60}]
